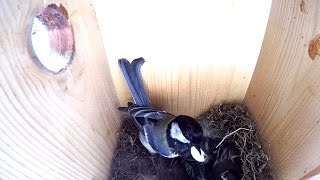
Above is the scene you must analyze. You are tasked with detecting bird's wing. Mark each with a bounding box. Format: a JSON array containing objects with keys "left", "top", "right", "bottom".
[
  {"left": 128, "top": 104, "right": 174, "bottom": 132},
  {"left": 129, "top": 106, "right": 166, "bottom": 120},
  {"left": 143, "top": 124, "right": 177, "bottom": 158}
]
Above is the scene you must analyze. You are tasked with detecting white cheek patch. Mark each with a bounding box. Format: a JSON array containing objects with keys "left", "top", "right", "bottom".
[
  {"left": 190, "top": 146, "right": 207, "bottom": 162},
  {"left": 170, "top": 123, "right": 190, "bottom": 143}
]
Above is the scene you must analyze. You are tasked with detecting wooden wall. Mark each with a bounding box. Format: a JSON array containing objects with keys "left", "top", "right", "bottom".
[
  {"left": 93, "top": 0, "right": 272, "bottom": 117},
  {"left": 244, "top": 0, "right": 320, "bottom": 179},
  {"left": 0, "top": 0, "right": 121, "bottom": 179},
  {"left": 2, "top": 0, "right": 320, "bottom": 179}
]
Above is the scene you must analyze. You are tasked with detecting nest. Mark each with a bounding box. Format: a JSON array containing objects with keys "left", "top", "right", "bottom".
[
  {"left": 110, "top": 116, "right": 190, "bottom": 180},
  {"left": 197, "top": 104, "right": 273, "bottom": 180},
  {"left": 110, "top": 104, "right": 273, "bottom": 180}
]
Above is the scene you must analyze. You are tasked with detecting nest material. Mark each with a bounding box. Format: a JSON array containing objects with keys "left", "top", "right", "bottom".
[
  {"left": 110, "top": 104, "right": 273, "bottom": 180},
  {"left": 110, "top": 117, "right": 156, "bottom": 180},
  {"left": 197, "top": 104, "right": 273, "bottom": 180}
]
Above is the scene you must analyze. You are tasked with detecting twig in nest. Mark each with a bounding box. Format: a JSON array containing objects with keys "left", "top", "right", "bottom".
[{"left": 216, "top": 128, "right": 252, "bottom": 148}]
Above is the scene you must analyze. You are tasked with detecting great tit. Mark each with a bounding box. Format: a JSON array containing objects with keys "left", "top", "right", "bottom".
[{"left": 118, "top": 58, "right": 207, "bottom": 162}]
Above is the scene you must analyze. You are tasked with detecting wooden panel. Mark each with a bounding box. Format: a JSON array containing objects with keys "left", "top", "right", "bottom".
[
  {"left": 301, "top": 165, "right": 320, "bottom": 179},
  {"left": 93, "top": 0, "right": 272, "bottom": 117},
  {"left": 244, "top": 0, "right": 320, "bottom": 179},
  {"left": 0, "top": 0, "right": 120, "bottom": 179}
]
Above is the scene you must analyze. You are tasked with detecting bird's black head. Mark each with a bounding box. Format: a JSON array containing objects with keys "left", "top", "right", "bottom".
[
  {"left": 173, "top": 115, "right": 203, "bottom": 143},
  {"left": 167, "top": 115, "right": 207, "bottom": 162}
]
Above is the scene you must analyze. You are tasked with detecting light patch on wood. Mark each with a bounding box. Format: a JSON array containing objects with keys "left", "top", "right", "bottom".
[{"left": 30, "top": 4, "right": 74, "bottom": 73}]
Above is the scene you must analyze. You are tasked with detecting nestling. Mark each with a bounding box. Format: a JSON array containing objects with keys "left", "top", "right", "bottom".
[{"left": 187, "top": 136, "right": 243, "bottom": 180}]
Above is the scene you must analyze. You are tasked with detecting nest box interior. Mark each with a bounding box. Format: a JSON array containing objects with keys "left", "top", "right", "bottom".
[{"left": 0, "top": 0, "right": 319, "bottom": 179}]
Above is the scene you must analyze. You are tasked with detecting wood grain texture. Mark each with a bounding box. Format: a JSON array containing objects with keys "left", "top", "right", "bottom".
[
  {"left": 244, "top": 0, "right": 320, "bottom": 179},
  {"left": 301, "top": 165, "right": 320, "bottom": 179},
  {"left": 0, "top": 0, "right": 120, "bottom": 179},
  {"left": 93, "top": 0, "right": 272, "bottom": 117}
]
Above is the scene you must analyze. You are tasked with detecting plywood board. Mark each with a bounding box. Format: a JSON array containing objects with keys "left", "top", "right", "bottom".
[
  {"left": 244, "top": 0, "right": 320, "bottom": 179},
  {"left": 0, "top": 0, "right": 120, "bottom": 179},
  {"left": 93, "top": 0, "right": 272, "bottom": 117}
]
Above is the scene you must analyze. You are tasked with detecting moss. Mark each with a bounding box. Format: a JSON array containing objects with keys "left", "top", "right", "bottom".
[{"left": 197, "top": 104, "right": 273, "bottom": 180}]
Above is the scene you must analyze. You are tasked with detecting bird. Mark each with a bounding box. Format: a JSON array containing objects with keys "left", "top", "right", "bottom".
[
  {"left": 184, "top": 136, "right": 243, "bottom": 180},
  {"left": 118, "top": 57, "right": 207, "bottom": 162},
  {"left": 212, "top": 140, "right": 242, "bottom": 180},
  {"left": 154, "top": 156, "right": 191, "bottom": 180},
  {"left": 182, "top": 136, "right": 221, "bottom": 179}
]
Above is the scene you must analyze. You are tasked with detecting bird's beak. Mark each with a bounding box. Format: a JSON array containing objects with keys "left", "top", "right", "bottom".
[{"left": 190, "top": 146, "right": 207, "bottom": 162}]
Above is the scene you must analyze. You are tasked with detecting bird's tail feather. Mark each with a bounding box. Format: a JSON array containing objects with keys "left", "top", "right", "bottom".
[{"left": 118, "top": 58, "right": 151, "bottom": 107}]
